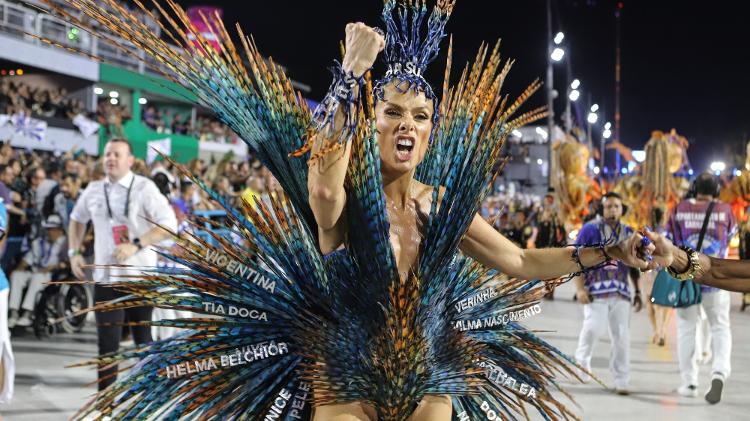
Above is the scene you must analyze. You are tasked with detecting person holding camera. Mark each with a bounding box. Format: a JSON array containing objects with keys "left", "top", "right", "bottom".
[
  {"left": 573, "top": 192, "right": 642, "bottom": 395},
  {"left": 68, "top": 138, "right": 177, "bottom": 390}
]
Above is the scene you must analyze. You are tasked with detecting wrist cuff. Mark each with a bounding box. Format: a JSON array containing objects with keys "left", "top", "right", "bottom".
[{"left": 667, "top": 246, "right": 701, "bottom": 281}]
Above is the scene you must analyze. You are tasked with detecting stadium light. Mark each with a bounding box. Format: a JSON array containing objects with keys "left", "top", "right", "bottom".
[
  {"left": 536, "top": 127, "right": 548, "bottom": 139},
  {"left": 571, "top": 79, "right": 580, "bottom": 90},
  {"left": 604, "top": 122, "right": 612, "bottom": 130},
  {"left": 632, "top": 150, "right": 646, "bottom": 162},
  {"left": 587, "top": 112, "right": 598, "bottom": 124},
  {"left": 537, "top": 158, "right": 544, "bottom": 166},
  {"left": 710, "top": 161, "right": 726, "bottom": 173},
  {"left": 554, "top": 32, "right": 565, "bottom": 45},
  {"left": 569, "top": 89, "right": 580, "bottom": 101},
  {"left": 93, "top": 87, "right": 104, "bottom": 95},
  {"left": 110, "top": 98, "right": 118, "bottom": 105},
  {"left": 603, "top": 129, "right": 612, "bottom": 139},
  {"left": 551, "top": 47, "right": 565, "bottom": 62},
  {"left": 511, "top": 129, "right": 523, "bottom": 138},
  {"left": 109, "top": 91, "right": 119, "bottom": 98},
  {"left": 138, "top": 97, "right": 148, "bottom": 105},
  {"left": 590, "top": 103, "right": 599, "bottom": 112}
]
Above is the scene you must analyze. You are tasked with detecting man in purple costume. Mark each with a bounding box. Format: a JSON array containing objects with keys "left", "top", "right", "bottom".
[{"left": 574, "top": 192, "right": 642, "bottom": 395}]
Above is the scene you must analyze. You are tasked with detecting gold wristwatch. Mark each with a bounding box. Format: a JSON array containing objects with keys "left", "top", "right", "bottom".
[{"left": 667, "top": 246, "right": 701, "bottom": 281}]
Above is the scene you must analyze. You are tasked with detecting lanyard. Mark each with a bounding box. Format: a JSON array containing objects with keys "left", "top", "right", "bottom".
[
  {"left": 598, "top": 219, "right": 622, "bottom": 246},
  {"left": 104, "top": 175, "right": 135, "bottom": 220}
]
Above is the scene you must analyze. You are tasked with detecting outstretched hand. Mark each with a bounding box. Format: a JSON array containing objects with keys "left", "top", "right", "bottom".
[
  {"left": 342, "top": 22, "right": 385, "bottom": 76},
  {"left": 607, "top": 230, "right": 677, "bottom": 271},
  {"left": 642, "top": 230, "right": 676, "bottom": 269},
  {"left": 607, "top": 231, "right": 656, "bottom": 270}
]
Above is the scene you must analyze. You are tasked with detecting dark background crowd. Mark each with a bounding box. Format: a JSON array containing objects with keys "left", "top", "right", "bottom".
[
  {"left": 0, "top": 79, "right": 85, "bottom": 120},
  {"left": 1, "top": 79, "right": 239, "bottom": 144}
]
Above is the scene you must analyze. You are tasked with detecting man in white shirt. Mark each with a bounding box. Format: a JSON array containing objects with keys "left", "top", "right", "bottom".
[
  {"left": 68, "top": 138, "right": 177, "bottom": 390},
  {"left": 7, "top": 214, "right": 68, "bottom": 328}
]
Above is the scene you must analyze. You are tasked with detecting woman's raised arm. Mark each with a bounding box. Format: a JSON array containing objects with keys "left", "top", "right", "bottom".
[{"left": 308, "top": 23, "right": 383, "bottom": 252}]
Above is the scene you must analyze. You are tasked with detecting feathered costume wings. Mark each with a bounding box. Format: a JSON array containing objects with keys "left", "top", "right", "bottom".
[{"left": 41, "top": 0, "right": 583, "bottom": 419}]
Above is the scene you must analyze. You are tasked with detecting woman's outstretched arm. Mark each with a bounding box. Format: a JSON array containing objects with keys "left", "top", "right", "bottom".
[{"left": 461, "top": 214, "right": 652, "bottom": 280}]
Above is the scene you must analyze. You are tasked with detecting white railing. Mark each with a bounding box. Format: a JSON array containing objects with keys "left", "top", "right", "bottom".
[
  {"left": 0, "top": 0, "right": 312, "bottom": 94},
  {"left": 0, "top": 0, "right": 167, "bottom": 76}
]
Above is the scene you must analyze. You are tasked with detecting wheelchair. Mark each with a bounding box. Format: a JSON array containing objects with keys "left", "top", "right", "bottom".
[{"left": 31, "top": 270, "right": 93, "bottom": 338}]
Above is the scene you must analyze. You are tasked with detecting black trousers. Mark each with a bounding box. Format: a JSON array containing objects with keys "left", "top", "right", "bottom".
[{"left": 94, "top": 284, "right": 153, "bottom": 391}]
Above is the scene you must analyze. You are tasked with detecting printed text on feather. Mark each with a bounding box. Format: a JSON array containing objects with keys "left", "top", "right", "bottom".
[
  {"left": 202, "top": 301, "right": 268, "bottom": 320},
  {"left": 282, "top": 382, "right": 311, "bottom": 420},
  {"left": 454, "top": 288, "right": 498, "bottom": 313},
  {"left": 265, "top": 389, "right": 292, "bottom": 420},
  {"left": 453, "top": 304, "right": 542, "bottom": 331},
  {"left": 162, "top": 341, "right": 289, "bottom": 379},
  {"left": 483, "top": 363, "right": 538, "bottom": 399},
  {"left": 204, "top": 248, "right": 276, "bottom": 294}
]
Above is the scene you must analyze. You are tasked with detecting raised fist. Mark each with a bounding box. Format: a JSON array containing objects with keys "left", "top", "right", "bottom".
[{"left": 342, "top": 22, "right": 385, "bottom": 77}]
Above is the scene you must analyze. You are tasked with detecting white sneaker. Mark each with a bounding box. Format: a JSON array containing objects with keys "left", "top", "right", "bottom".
[
  {"left": 16, "top": 313, "right": 33, "bottom": 327},
  {"left": 8, "top": 315, "right": 18, "bottom": 329},
  {"left": 677, "top": 384, "right": 698, "bottom": 397}
]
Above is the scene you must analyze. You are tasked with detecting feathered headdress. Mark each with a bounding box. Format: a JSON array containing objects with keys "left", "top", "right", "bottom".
[{"left": 374, "top": 0, "right": 455, "bottom": 110}]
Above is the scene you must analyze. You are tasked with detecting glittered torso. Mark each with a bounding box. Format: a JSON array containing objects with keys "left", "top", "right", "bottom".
[{"left": 385, "top": 183, "right": 433, "bottom": 281}]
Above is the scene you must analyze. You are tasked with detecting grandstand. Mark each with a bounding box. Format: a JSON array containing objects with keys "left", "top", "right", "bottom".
[{"left": 0, "top": 0, "right": 309, "bottom": 163}]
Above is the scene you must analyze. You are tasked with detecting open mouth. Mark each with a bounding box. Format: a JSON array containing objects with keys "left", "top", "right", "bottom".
[{"left": 395, "top": 136, "right": 415, "bottom": 162}]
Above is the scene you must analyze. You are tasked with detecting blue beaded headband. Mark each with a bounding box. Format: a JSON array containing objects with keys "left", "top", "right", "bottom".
[{"left": 374, "top": 0, "right": 455, "bottom": 135}]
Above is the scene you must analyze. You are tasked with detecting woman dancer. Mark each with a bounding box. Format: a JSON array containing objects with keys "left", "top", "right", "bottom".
[
  {"left": 45, "top": 1, "right": 656, "bottom": 419},
  {"left": 310, "top": 18, "right": 651, "bottom": 419}
]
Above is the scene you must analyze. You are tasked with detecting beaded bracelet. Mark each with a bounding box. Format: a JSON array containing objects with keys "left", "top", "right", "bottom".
[
  {"left": 571, "top": 246, "right": 585, "bottom": 273},
  {"left": 312, "top": 61, "right": 366, "bottom": 142},
  {"left": 569, "top": 243, "right": 616, "bottom": 278}
]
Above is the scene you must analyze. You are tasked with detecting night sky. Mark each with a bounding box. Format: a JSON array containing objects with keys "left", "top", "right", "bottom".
[{"left": 176, "top": 0, "right": 750, "bottom": 172}]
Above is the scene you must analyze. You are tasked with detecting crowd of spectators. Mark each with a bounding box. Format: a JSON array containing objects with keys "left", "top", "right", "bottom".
[
  {"left": 141, "top": 105, "right": 240, "bottom": 144},
  {"left": 0, "top": 80, "right": 85, "bottom": 119},
  {"left": 0, "top": 140, "right": 274, "bottom": 276},
  {"left": 97, "top": 98, "right": 131, "bottom": 139},
  {"left": 0, "top": 79, "right": 238, "bottom": 145},
  {"left": 480, "top": 191, "right": 568, "bottom": 250}
]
